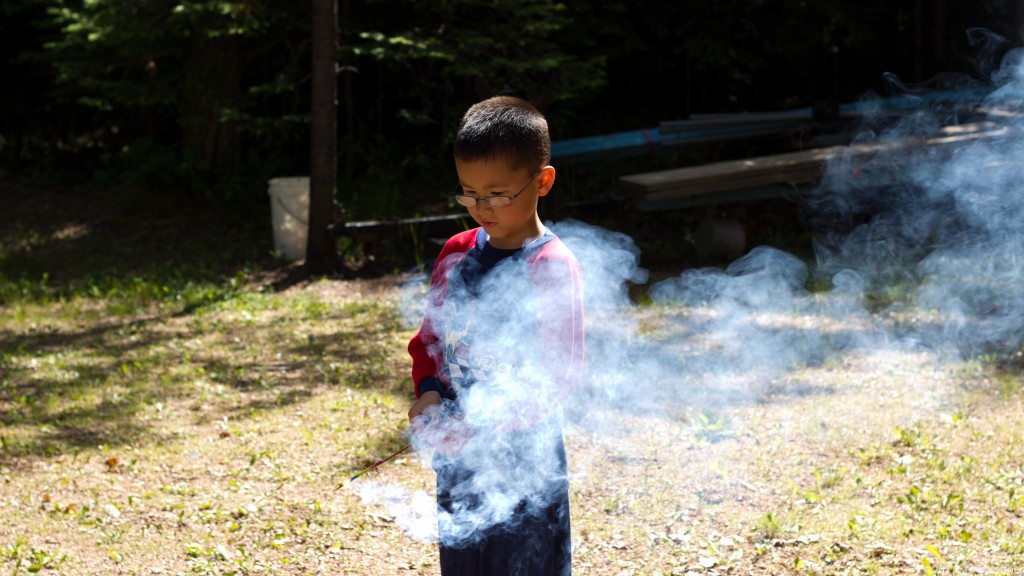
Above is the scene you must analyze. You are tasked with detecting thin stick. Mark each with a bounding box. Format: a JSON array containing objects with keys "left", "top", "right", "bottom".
[{"left": 335, "top": 444, "right": 411, "bottom": 491}]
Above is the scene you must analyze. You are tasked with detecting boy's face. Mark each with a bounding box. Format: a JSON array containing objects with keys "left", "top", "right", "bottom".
[{"left": 454, "top": 157, "right": 554, "bottom": 250}]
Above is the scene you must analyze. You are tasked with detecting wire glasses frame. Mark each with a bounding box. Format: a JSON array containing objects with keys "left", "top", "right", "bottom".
[{"left": 452, "top": 171, "right": 540, "bottom": 208}]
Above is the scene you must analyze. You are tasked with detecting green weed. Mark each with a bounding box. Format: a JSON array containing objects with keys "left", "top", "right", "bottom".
[
  {"left": 1, "top": 538, "right": 67, "bottom": 573},
  {"left": 686, "top": 409, "right": 732, "bottom": 444},
  {"left": 754, "top": 513, "right": 783, "bottom": 541}
]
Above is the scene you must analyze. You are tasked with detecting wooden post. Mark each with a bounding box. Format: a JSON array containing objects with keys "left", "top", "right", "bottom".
[
  {"left": 913, "top": 0, "right": 923, "bottom": 81},
  {"left": 342, "top": 0, "right": 354, "bottom": 180},
  {"left": 308, "top": 0, "right": 341, "bottom": 274},
  {"left": 933, "top": 0, "right": 946, "bottom": 74}
]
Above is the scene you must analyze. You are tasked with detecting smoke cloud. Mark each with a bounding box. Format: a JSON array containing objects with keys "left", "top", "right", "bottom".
[
  {"left": 355, "top": 29, "right": 1024, "bottom": 547},
  {"left": 812, "top": 30, "right": 1024, "bottom": 356}
]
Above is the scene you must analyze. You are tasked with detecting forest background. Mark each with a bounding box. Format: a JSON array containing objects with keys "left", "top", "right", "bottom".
[{"left": 2, "top": 0, "right": 1023, "bottom": 224}]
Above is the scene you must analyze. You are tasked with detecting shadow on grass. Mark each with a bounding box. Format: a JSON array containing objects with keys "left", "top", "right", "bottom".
[
  {"left": 0, "top": 315, "right": 167, "bottom": 358},
  {"left": 0, "top": 183, "right": 277, "bottom": 298},
  {"left": 0, "top": 183, "right": 395, "bottom": 463},
  {"left": 0, "top": 308, "right": 400, "bottom": 462}
]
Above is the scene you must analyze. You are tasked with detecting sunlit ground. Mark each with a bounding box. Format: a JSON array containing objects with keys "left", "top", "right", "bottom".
[{"left": 2, "top": 273, "right": 1022, "bottom": 575}]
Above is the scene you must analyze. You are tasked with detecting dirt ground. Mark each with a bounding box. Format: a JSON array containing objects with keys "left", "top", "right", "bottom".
[{"left": 2, "top": 274, "right": 1023, "bottom": 575}]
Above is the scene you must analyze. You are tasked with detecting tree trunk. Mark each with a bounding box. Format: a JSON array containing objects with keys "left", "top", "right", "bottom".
[
  {"left": 932, "top": 0, "right": 946, "bottom": 73},
  {"left": 181, "top": 34, "right": 241, "bottom": 172},
  {"left": 913, "top": 0, "right": 923, "bottom": 81},
  {"left": 307, "top": 0, "right": 341, "bottom": 274},
  {"left": 342, "top": 0, "right": 354, "bottom": 180}
]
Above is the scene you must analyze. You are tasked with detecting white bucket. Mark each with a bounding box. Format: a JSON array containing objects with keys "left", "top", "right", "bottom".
[{"left": 268, "top": 177, "right": 310, "bottom": 261}]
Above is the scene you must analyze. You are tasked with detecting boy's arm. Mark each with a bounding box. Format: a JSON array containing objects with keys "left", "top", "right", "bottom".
[
  {"left": 535, "top": 252, "right": 585, "bottom": 404},
  {"left": 408, "top": 263, "right": 448, "bottom": 398},
  {"left": 408, "top": 230, "right": 476, "bottom": 399},
  {"left": 408, "top": 321, "right": 443, "bottom": 399},
  {"left": 501, "top": 247, "right": 584, "bottom": 431}
]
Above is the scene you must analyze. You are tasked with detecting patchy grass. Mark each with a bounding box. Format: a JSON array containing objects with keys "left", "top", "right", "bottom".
[
  {"left": 4, "top": 291, "right": 1022, "bottom": 576},
  {"left": 1, "top": 275, "right": 434, "bottom": 574},
  {"left": 564, "top": 349, "right": 1024, "bottom": 575},
  {"left": 2, "top": 182, "right": 1024, "bottom": 574}
]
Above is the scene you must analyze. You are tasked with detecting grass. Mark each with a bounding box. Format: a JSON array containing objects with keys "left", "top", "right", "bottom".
[
  {"left": 2, "top": 181, "right": 1024, "bottom": 574},
  {"left": 1, "top": 271, "right": 425, "bottom": 574}
]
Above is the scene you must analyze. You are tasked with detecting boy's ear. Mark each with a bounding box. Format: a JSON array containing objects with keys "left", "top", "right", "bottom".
[{"left": 537, "top": 166, "right": 556, "bottom": 197}]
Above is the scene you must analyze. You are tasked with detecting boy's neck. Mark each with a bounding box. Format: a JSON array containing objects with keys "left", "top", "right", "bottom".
[{"left": 485, "top": 226, "right": 545, "bottom": 250}]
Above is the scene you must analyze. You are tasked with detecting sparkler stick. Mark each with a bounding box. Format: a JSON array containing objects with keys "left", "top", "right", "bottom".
[{"left": 335, "top": 444, "right": 411, "bottom": 490}]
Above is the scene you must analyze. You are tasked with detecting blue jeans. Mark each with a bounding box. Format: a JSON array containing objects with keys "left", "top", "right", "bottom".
[{"left": 433, "top": 428, "right": 571, "bottom": 576}]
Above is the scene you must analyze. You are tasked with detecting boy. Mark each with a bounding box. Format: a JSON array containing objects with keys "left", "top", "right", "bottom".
[{"left": 407, "top": 96, "right": 584, "bottom": 576}]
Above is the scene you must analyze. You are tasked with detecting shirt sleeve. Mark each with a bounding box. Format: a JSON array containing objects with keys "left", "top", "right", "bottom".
[
  {"left": 408, "top": 231, "right": 475, "bottom": 399},
  {"left": 531, "top": 247, "right": 585, "bottom": 405},
  {"left": 415, "top": 376, "right": 446, "bottom": 397},
  {"left": 500, "top": 243, "right": 584, "bottom": 430}
]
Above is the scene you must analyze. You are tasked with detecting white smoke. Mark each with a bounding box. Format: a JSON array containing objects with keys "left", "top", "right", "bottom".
[
  {"left": 354, "top": 480, "right": 438, "bottom": 542},
  {"left": 355, "top": 28, "right": 1024, "bottom": 545},
  {"left": 813, "top": 29, "right": 1024, "bottom": 356}
]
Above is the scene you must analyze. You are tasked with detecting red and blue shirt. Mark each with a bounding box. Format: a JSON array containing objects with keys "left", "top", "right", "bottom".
[{"left": 409, "top": 227, "right": 584, "bottom": 425}]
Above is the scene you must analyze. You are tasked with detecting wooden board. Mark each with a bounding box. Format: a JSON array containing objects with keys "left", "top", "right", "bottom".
[
  {"left": 618, "top": 122, "right": 1008, "bottom": 207},
  {"left": 621, "top": 145, "right": 854, "bottom": 199}
]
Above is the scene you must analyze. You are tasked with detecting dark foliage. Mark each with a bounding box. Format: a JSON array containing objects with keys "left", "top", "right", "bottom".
[{"left": 1, "top": 0, "right": 1022, "bottom": 219}]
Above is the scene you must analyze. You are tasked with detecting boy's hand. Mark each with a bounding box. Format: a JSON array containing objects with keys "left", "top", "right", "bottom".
[
  {"left": 408, "top": 391, "right": 442, "bottom": 421},
  {"left": 409, "top": 393, "right": 472, "bottom": 456}
]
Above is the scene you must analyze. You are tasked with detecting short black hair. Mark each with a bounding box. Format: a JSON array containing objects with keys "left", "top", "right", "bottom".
[{"left": 453, "top": 96, "right": 550, "bottom": 171}]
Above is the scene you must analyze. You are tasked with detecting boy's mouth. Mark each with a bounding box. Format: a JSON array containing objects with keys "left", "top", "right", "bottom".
[{"left": 480, "top": 220, "right": 497, "bottom": 227}]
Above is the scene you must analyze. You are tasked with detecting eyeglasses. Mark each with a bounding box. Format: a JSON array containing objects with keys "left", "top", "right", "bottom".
[{"left": 452, "top": 171, "right": 540, "bottom": 208}]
